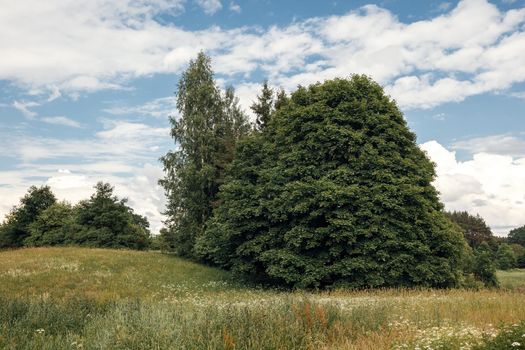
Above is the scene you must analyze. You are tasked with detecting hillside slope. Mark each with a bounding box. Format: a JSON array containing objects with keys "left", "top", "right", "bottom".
[{"left": 0, "top": 247, "right": 240, "bottom": 300}]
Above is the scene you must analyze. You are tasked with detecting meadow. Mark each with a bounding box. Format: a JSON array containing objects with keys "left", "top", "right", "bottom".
[{"left": 1, "top": 247, "right": 524, "bottom": 349}]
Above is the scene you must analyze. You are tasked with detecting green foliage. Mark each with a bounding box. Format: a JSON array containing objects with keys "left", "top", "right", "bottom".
[
  {"left": 198, "top": 76, "right": 468, "bottom": 288},
  {"left": 0, "top": 186, "right": 56, "bottom": 248},
  {"left": 74, "top": 182, "right": 150, "bottom": 250},
  {"left": 24, "top": 202, "right": 76, "bottom": 247},
  {"left": 160, "top": 52, "right": 250, "bottom": 258},
  {"left": 445, "top": 211, "right": 494, "bottom": 248},
  {"left": 496, "top": 243, "right": 517, "bottom": 270},
  {"left": 508, "top": 225, "right": 525, "bottom": 247},
  {"left": 473, "top": 243, "right": 499, "bottom": 288},
  {"left": 251, "top": 80, "right": 274, "bottom": 130}
]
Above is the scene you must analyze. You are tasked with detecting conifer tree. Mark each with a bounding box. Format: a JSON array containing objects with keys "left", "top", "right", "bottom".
[
  {"left": 445, "top": 211, "right": 494, "bottom": 248},
  {"left": 251, "top": 80, "right": 274, "bottom": 130}
]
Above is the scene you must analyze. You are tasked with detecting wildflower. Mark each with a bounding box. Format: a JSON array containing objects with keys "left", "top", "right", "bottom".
[
  {"left": 512, "top": 342, "right": 521, "bottom": 347},
  {"left": 35, "top": 328, "right": 45, "bottom": 334}
]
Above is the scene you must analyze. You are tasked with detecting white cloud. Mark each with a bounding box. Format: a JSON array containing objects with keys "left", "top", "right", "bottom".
[
  {"left": 229, "top": 2, "right": 241, "bottom": 13},
  {"left": 196, "top": 0, "right": 222, "bottom": 15},
  {"left": 1, "top": 0, "right": 524, "bottom": 109},
  {"left": 421, "top": 140, "right": 525, "bottom": 235},
  {"left": 437, "top": 2, "right": 452, "bottom": 12},
  {"left": 452, "top": 134, "right": 525, "bottom": 158},
  {"left": 41, "top": 116, "right": 82, "bottom": 128},
  {"left": 12, "top": 101, "right": 39, "bottom": 119},
  {"left": 511, "top": 91, "right": 525, "bottom": 99},
  {"left": 103, "top": 96, "right": 177, "bottom": 118},
  {"left": 46, "top": 86, "right": 62, "bottom": 102}
]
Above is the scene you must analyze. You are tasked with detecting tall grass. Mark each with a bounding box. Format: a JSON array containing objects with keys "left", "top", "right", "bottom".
[{"left": 1, "top": 248, "right": 525, "bottom": 349}]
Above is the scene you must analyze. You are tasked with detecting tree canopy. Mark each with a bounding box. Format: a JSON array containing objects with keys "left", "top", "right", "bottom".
[
  {"left": 508, "top": 225, "right": 525, "bottom": 247},
  {"left": 159, "top": 52, "right": 251, "bottom": 258},
  {"left": 0, "top": 185, "right": 56, "bottom": 248},
  {"left": 1, "top": 183, "right": 151, "bottom": 250},
  {"left": 74, "top": 182, "right": 150, "bottom": 250},
  {"left": 445, "top": 211, "right": 494, "bottom": 248},
  {"left": 197, "top": 76, "right": 468, "bottom": 289}
]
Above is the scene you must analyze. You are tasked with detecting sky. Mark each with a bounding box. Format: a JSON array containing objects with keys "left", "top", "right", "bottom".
[{"left": 0, "top": 0, "right": 524, "bottom": 235}]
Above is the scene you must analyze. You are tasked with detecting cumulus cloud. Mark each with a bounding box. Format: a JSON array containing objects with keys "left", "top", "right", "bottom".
[
  {"left": 196, "top": 0, "right": 222, "bottom": 15},
  {"left": 1, "top": 0, "right": 525, "bottom": 109},
  {"left": 421, "top": 140, "right": 525, "bottom": 234}
]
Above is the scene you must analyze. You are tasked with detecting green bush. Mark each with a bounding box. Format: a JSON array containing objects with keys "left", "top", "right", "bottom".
[
  {"left": 496, "top": 244, "right": 517, "bottom": 270},
  {"left": 473, "top": 245, "right": 499, "bottom": 288}
]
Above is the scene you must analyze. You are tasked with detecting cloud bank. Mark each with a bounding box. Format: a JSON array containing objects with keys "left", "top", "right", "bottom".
[
  {"left": 1, "top": 0, "right": 525, "bottom": 109},
  {"left": 422, "top": 138, "right": 525, "bottom": 234}
]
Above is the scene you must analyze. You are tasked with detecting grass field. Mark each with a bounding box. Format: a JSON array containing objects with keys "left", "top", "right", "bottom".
[
  {"left": 1, "top": 247, "right": 524, "bottom": 349},
  {"left": 497, "top": 269, "right": 525, "bottom": 290}
]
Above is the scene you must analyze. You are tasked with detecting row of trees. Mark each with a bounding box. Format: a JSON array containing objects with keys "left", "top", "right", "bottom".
[
  {"left": 0, "top": 183, "right": 151, "bottom": 250},
  {"left": 159, "top": 52, "right": 478, "bottom": 289},
  {"left": 446, "top": 211, "right": 525, "bottom": 270}
]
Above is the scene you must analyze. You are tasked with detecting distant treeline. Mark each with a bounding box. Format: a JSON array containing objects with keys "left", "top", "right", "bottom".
[
  {"left": 445, "top": 210, "right": 525, "bottom": 272},
  {"left": 0, "top": 182, "right": 151, "bottom": 250}
]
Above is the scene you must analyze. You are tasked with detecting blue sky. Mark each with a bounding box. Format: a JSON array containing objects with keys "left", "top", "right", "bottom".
[{"left": 1, "top": 0, "right": 524, "bottom": 234}]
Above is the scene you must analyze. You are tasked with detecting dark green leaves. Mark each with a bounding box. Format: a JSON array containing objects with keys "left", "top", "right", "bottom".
[{"left": 199, "top": 76, "right": 467, "bottom": 289}]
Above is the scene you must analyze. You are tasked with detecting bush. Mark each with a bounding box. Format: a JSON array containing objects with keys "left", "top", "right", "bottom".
[
  {"left": 496, "top": 244, "right": 517, "bottom": 270},
  {"left": 473, "top": 246, "right": 499, "bottom": 288},
  {"left": 198, "top": 76, "right": 468, "bottom": 289}
]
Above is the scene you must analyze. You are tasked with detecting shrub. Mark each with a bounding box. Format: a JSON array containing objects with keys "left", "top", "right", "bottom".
[
  {"left": 496, "top": 244, "right": 517, "bottom": 270},
  {"left": 473, "top": 246, "right": 499, "bottom": 288}
]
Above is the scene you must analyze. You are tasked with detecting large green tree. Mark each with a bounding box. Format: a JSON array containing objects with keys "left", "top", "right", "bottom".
[
  {"left": 0, "top": 185, "right": 56, "bottom": 248},
  {"left": 445, "top": 211, "right": 494, "bottom": 248},
  {"left": 198, "top": 76, "right": 468, "bottom": 289},
  {"left": 160, "top": 52, "right": 250, "bottom": 257}
]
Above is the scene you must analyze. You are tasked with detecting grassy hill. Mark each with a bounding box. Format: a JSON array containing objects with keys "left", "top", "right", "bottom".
[
  {"left": 0, "top": 247, "right": 240, "bottom": 300},
  {"left": 1, "top": 247, "right": 525, "bottom": 349}
]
